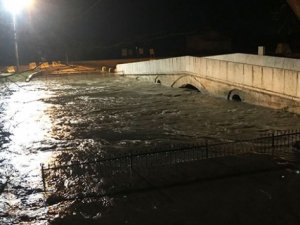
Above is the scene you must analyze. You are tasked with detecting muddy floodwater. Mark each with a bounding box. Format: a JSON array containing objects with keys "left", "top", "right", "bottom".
[{"left": 0, "top": 74, "right": 300, "bottom": 224}]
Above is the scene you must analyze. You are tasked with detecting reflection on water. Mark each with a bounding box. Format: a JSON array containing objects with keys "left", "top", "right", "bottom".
[
  {"left": 4, "top": 87, "right": 53, "bottom": 169},
  {"left": 0, "top": 74, "right": 299, "bottom": 224},
  {"left": 0, "top": 83, "right": 53, "bottom": 225}
]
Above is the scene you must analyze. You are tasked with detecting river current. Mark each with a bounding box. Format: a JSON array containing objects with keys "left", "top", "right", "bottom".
[{"left": 0, "top": 74, "right": 299, "bottom": 224}]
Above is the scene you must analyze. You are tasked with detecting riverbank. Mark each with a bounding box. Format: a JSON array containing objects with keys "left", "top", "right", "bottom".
[{"left": 0, "top": 63, "right": 105, "bottom": 83}]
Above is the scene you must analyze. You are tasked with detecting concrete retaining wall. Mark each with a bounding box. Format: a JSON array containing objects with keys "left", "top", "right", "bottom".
[{"left": 116, "top": 54, "right": 300, "bottom": 113}]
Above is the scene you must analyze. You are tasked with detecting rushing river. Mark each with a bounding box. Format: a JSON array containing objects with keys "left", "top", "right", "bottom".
[{"left": 0, "top": 74, "right": 299, "bottom": 224}]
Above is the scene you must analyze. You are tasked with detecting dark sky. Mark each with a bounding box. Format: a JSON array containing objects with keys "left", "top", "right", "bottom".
[{"left": 0, "top": 0, "right": 299, "bottom": 64}]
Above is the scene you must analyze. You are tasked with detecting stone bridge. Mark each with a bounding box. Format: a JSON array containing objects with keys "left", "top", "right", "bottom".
[{"left": 116, "top": 53, "right": 300, "bottom": 114}]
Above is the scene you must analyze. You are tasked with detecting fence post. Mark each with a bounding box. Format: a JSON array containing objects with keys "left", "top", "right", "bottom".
[
  {"left": 205, "top": 140, "right": 209, "bottom": 159},
  {"left": 271, "top": 131, "right": 275, "bottom": 156},
  {"left": 41, "top": 163, "right": 46, "bottom": 192}
]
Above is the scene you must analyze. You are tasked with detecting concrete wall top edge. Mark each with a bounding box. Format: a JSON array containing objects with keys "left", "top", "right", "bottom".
[
  {"left": 117, "top": 54, "right": 300, "bottom": 72},
  {"left": 205, "top": 53, "right": 300, "bottom": 71}
]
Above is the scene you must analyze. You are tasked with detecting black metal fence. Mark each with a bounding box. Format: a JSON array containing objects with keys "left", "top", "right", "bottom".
[{"left": 41, "top": 130, "right": 300, "bottom": 203}]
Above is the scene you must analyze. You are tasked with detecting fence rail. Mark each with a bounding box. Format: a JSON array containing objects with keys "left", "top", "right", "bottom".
[{"left": 41, "top": 130, "right": 300, "bottom": 202}]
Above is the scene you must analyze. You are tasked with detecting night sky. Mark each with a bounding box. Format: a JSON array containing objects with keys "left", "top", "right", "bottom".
[{"left": 0, "top": 0, "right": 299, "bottom": 64}]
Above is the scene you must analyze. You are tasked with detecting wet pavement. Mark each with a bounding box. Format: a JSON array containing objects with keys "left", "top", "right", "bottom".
[{"left": 0, "top": 74, "right": 300, "bottom": 224}]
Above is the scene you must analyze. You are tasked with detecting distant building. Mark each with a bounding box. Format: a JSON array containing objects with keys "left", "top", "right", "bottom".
[
  {"left": 186, "top": 31, "right": 231, "bottom": 55},
  {"left": 118, "top": 31, "right": 231, "bottom": 58}
]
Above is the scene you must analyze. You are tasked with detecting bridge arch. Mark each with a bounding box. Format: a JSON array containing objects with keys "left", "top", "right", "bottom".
[
  {"left": 154, "top": 76, "right": 162, "bottom": 84},
  {"left": 171, "top": 75, "right": 206, "bottom": 93},
  {"left": 228, "top": 89, "right": 245, "bottom": 102},
  {"left": 180, "top": 84, "right": 200, "bottom": 92}
]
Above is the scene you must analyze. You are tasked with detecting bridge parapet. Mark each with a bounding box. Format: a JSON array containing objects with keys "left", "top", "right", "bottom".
[{"left": 194, "top": 55, "right": 300, "bottom": 99}]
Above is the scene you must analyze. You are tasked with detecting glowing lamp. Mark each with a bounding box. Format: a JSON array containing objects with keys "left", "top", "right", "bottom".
[{"left": 3, "top": 0, "right": 33, "bottom": 15}]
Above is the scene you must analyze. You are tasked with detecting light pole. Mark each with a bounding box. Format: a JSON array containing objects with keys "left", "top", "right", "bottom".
[
  {"left": 12, "top": 13, "right": 20, "bottom": 72},
  {"left": 3, "top": 0, "right": 33, "bottom": 72}
]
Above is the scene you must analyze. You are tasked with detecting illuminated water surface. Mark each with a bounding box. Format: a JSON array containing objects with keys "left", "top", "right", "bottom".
[{"left": 0, "top": 74, "right": 299, "bottom": 224}]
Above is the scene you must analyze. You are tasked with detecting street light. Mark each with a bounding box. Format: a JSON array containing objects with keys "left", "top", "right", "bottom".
[{"left": 3, "top": 0, "right": 34, "bottom": 72}]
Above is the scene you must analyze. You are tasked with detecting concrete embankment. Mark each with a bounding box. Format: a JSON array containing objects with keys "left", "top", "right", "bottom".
[
  {"left": 73, "top": 58, "right": 154, "bottom": 69},
  {"left": 0, "top": 71, "right": 43, "bottom": 83},
  {"left": 116, "top": 53, "right": 300, "bottom": 114}
]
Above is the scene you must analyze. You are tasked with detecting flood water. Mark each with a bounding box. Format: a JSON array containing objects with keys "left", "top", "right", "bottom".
[{"left": 0, "top": 74, "right": 299, "bottom": 224}]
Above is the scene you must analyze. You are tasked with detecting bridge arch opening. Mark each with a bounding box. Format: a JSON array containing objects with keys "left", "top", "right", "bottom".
[
  {"left": 228, "top": 90, "right": 244, "bottom": 102},
  {"left": 232, "top": 94, "right": 242, "bottom": 102},
  {"left": 171, "top": 76, "right": 206, "bottom": 94},
  {"left": 156, "top": 79, "right": 161, "bottom": 84},
  {"left": 180, "top": 84, "right": 201, "bottom": 92}
]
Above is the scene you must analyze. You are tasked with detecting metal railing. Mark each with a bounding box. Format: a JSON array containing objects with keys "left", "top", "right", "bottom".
[{"left": 41, "top": 130, "right": 300, "bottom": 203}]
